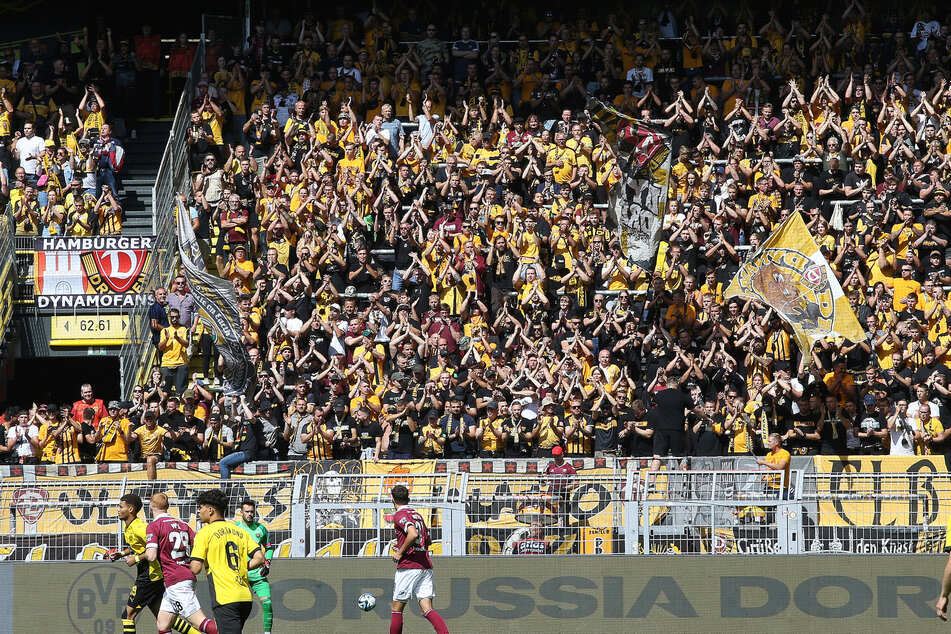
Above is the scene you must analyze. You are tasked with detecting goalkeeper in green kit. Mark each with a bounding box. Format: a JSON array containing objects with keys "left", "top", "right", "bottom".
[{"left": 236, "top": 498, "right": 274, "bottom": 634}]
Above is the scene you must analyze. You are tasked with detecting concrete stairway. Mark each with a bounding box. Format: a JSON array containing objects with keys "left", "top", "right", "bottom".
[{"left": 118, "top": 121, "right": 170, "bottom": 235}]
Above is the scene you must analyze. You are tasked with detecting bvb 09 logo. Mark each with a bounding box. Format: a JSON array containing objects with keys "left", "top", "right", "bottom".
[
  {"left": 66, "top": 565, "right": 134, "bottom": 634},
  {"left": 742, "top": 248, "right": 835, "bottom": 335}
]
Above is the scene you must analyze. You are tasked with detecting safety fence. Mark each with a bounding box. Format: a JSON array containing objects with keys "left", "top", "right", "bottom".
[
  {"left": 304, "top": 471, "right": 631, "bottom": 557},
  {"left": 0, "top": 206, "right": 14, "bottom": 339},
  {"left": 6, "top": 467, "right": 951, "bottom": 561},
  {"left": 0, "top": 475, "right": 306, "bottom": 562},
  {"left": 637, "top": 469, "right": 796, "bottom": 554},
  {"left": 801, "top": 471, "right": 947, "bottom": 554}
]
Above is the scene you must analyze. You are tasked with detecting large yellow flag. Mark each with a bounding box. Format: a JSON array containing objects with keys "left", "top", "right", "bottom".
[{"left": 724, "top": 211, "right": 865, "bottom": 353}]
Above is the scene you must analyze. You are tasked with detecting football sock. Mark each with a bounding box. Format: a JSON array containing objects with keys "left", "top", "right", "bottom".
[
  {"left": 199, "top": 618, "right": 218, "bottom": 634},
  {"left": 122, "top": 619, "right": 136, "bottom": 634},
  {"left": 389, "top": 611, "right": 403, "bottom": 634},
  {"left": 172, "top": 615, "right": 199, "bottom": 633},
  {"left": 261, "top": 596, "right": 273, "bottom": 631},
  {"left": 423, "top": 609, "right": 449, "bottom": 634}
]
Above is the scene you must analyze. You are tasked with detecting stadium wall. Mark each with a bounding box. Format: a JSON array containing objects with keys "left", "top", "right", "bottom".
[{"left": 3, "top": 556, "right": 943, "bottom": 633}]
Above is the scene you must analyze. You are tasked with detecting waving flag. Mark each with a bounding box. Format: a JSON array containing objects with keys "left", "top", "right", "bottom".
[
  {"left": 724, "top": 211, "right": 865, "bottom": 353},
  {"left": 176, "top": 203, "right": 251, "bottom": 395},
  {"left": 587, "top": 98, "right": 671, "bottom": 269}
]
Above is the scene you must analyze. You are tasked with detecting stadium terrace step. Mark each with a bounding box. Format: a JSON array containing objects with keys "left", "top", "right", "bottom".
[{"left": 116, "top": 121, "right": 170, "bottom": 236}]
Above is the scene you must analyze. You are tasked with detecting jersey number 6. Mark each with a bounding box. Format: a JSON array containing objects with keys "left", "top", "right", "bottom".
[{"left": 225, "top": 540, "right": 240, "bottom": 571}]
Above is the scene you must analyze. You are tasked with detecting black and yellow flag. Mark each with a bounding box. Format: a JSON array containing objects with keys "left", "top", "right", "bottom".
[
  {"left": 587, "top": 98, "right": 671, "bottom": 269},
  {"left": 176, "top": 202, "right": 251, "bottom": 395},
  {"left": 724, "top": 211, "right": 865, "bottom": 353}
]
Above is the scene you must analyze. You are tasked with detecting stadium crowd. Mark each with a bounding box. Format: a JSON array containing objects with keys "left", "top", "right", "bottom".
[
  {"left": 12, "top": 4, "right": 951, "bottom": 471},
  {"left": 5, "top": 28, "right": 133, "bottom": 236}
]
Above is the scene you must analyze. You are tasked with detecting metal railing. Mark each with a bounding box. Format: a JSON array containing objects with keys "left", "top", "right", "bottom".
[
  {"left": 0, "top": 206, "right": 14, "bottom": 337},
  {"left": 304, "top": 470, "right": 633, "bottom": 557},
  {"left": 117, "top": 39, "right": 206, "bottom": 398},
  {"left": 635, "top": 469, "right": 798, "bottom": 554},
  {"left": 302, "top": 468, "right": 951, "bottom": 557},
  {"left": 307, "top": 472, "right": 469, "bottom": 557},
  {"left": 0, "top": 475, "right": 306, "bottom": 561},
  {"left": 800, "top": 471, "right": 947, "bottom": 554},
  {"left": 8, "top": 467, "right": 951, "bottom": 559}
]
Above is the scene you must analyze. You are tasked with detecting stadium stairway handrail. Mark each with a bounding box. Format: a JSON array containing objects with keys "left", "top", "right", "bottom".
[{"left": 117, "top": 37, "right": 206, "bottom": 398}]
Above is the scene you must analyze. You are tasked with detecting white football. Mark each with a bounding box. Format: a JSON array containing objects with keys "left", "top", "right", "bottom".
[{"left": 357, "top": 592, "right": 377, "bottom": 611}]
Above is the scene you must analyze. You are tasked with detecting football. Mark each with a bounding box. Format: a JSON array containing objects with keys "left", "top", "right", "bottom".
[{"left": 357, "top": 592, "right": 377, "bottom": 611}]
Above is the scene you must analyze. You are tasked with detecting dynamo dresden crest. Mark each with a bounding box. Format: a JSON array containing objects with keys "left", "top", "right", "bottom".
[{"left": 12, "top": 487, "right": 48, "bottom": 525}]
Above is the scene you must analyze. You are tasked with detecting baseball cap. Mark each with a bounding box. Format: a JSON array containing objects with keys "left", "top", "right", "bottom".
[
  {"left": 108, "top": 400, "right": 121, "bottom": 409},
  {"left": 552, "top": 446, "right": 564, "bottom": 455},
  {"left": 485, "top": 401, "right": 499, "bottom": 410},
  {"left": 391, "top": 371, "right": 406, "bottom": 383},
  {"left": 329, "top": 303, "right": 341, "bottom": 311},
  {"left": 541, "top": 396, "right": 555, "bottom": 407}
]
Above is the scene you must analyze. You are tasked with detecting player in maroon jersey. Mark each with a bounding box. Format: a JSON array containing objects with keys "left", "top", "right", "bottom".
[
  {"left": 145, "top": 493, "right": 218, "bottom": 634},
  {"left": 544, "top": 446, "right": 577, "bottom": 525},
  {"left": 389, "top": 485, "right": 449, "bottom": 634},
  {"left": 514, "top": 522, "right": 551, "bottom": 554}
]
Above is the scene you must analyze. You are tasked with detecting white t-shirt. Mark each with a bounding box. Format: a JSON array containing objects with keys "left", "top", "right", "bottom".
[
  {"left": 625, "top": 66, "right": 653, "bottom": 96},
  {"left": 415, "top": 114, "right": 435, "bottom": 148},
  {"left": 8, "top": 424, "right": 39, "bottom": 458},
  {"left": 337, "top": 66, "right": 362, "bottom": 84},
  {"left": 365, "top": 127, "right": 391, "bottom": 149},
  {"left": 15, "top": 135, "right": 46, "bottom": 175},
  {"left": 888, "top": 416, "right": 919, "bottom": 456},
  {"left": 907, "top": 398, "right": 941, "bottom": 421}
]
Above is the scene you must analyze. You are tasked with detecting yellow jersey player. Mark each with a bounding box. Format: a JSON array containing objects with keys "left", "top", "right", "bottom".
[
  {"left": 190, "top": 489, "right": 265, "bottom": 634},
  {"left": 109, "top": 493, "right": 197, "bottom": 634}
]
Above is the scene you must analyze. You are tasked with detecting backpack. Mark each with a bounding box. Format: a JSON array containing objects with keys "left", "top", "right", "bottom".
[{"left": 109, "top": 142, "right": 125, "bottom": 172}]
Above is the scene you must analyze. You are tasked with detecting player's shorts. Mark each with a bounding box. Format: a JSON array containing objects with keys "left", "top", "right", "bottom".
[
  {"left": 213, "top": 601, "right": 252, "bottom": 634},
  {"left": 160, "top": 579, "right": 203, "bottom": 618},
  {"left": 127, "top": 578, "right": 165, "bottom": 610},
  {"left": 250, "top": 577, "right": 271, "bottom": 600},
  {"left": 393, "top": 568, "right": 436, "bottom": 602}
]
